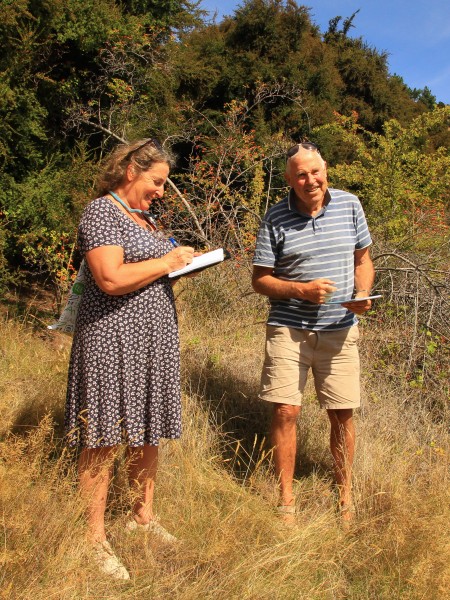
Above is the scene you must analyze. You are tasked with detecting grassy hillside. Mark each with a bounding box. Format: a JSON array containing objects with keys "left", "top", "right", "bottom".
[{"left": 0, "top": 265, "right": 449, "bottom": 599}]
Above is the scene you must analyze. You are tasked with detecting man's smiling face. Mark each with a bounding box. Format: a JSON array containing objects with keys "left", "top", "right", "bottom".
[{"left": 285, "top": 148, "right": 328, "bottom": 215}]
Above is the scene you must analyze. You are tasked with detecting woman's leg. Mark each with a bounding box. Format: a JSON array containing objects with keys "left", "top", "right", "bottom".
[
  {"left": 127, "top": 444, "right": 158, "bottom": 524},
  {"left": 78, "top": 446, "right": 116, "bottom": 543}
]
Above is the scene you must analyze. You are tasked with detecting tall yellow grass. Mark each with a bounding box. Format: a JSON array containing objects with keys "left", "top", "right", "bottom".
[{"left": 0, "top": 265, "right": 448, "bottom": 599}]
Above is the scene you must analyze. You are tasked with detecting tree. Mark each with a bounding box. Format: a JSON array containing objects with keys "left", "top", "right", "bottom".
[
  {"left": 410, "top": 86, "right": 437, "bottom": 110},
  {"left": 176, "top": 0, "right": 427, "bottom": 139},
  {"left": 324, "top": 9, "right": 360, "bottom": 41},
  {"left": 314, "top": 106, "right": 450, "bottom": 245},
  {"left": 0, "top": 0, "right": 200, "bottom": 290}
]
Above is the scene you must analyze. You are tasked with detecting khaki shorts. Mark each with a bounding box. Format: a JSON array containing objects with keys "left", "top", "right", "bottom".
[{"left": 259, "top": 325, "right": 361, "bottom": 410}]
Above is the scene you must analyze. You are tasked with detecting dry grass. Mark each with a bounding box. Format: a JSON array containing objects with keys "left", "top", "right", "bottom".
[{"left": 0, "top": 264, "right": 449, "bottom": 599}]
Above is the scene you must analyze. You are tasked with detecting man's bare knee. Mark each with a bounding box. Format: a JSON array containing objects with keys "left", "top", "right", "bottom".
[
  {"left": 327, "top": 408, "right": 353, "bottom": 427},
  {"left": 272, "top": 403, "right": 301, "bottom": 427}
]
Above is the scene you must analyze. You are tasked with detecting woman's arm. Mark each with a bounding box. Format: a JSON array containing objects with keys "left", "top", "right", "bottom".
[{"left": 86, "top": 244, "right": 194, "bottom": 295}]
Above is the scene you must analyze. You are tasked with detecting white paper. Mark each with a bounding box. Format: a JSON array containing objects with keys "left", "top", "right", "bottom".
[{"left": 168, "top": 248, "right": 225, "bottom": 278}]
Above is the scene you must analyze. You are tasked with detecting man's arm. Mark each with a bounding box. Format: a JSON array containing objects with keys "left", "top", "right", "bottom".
[
  {"left": 341, "top": 246, "right": 375, "bottom": 314},
  {"left": 354, "top": 246, "right": 375, "bottom": 296},
  {"left": 252, "top": 266, "right": 337, "bottom": 304}
]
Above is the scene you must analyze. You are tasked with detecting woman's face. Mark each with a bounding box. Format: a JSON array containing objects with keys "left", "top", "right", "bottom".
[{"left": 129, "top": 161, "right": 170, "bottom": 211}]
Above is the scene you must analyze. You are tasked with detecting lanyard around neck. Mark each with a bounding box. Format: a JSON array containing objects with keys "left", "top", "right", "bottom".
[
  {"left": 108, "top": 190, "right": 178, "bottom": 247},
  {"left": 108, "top": 190, "right": 159, "bottom": 230},
  {"left": 109, "top": 190, "right": 143, "bottom": 214}
]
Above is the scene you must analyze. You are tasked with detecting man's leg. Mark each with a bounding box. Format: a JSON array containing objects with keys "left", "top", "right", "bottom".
[
  {"left": 327, "top": 408, "right": 355, "bottom": 519},
  {"left": 270, "top": 403, "right": 301, "bottom": 507}
]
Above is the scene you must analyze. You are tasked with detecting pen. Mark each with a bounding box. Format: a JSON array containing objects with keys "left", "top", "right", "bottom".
[{"left": 168, "top": 237, "right": 179, "bottom": 247}]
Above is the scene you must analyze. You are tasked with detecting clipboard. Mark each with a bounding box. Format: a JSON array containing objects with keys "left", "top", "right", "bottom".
[{"left": 168, "top": 248, "right": 227, "bottom": 279}]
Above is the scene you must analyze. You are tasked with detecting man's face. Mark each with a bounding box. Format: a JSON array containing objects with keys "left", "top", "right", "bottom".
[{"left": 285, "top": 149, "right": 328, "bottom": 212}]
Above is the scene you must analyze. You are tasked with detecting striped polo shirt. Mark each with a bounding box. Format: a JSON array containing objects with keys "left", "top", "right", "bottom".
[{"left": 253, "top": 188, "right": 372, "bottom": 331}]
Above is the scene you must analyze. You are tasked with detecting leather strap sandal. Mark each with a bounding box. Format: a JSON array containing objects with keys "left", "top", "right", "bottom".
[
  {"left": 275, "top": 504, "right": 296, "bottom": 515},
  {"left": 339, "top": 503, "right": 356, "bottom": 529},
  {"left": 339, "top": 503, "right": 356, "bottom": 515},
  {"left": 275, "top": 501, "right": 297, "bottom": 524}
]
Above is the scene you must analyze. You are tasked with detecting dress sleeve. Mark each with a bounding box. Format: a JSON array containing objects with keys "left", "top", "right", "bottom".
[{"left": 78, "top": 197, "right": 125, "bottom": 255}]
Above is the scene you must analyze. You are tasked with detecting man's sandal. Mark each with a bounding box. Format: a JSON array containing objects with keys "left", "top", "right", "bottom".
[
  {"left": 339, "top": 503, "right": 355, "bottom": 514},
  {"left": 275, "top": 503, "right": 297, "bottom": 525},
  {"left": 339, "top": 503, "right": 356, "bottom": 529}
]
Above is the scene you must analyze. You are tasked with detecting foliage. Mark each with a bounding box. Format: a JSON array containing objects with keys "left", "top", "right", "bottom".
[
  {"left": 0, "top": 0, "right": 202, "bottom": 178},
  {"left": 119, "top": 0, "right": 204, "bottom": 31},
  {"left": 0, "top": 0, "right": 449, "bottom": 293},
  {"left": 314, "top": 106, "right": 450, "bottom": 245},
  {"left": 175, "top": 0, "right": 426, "bottom": 138},
  {"left": 0, "top": 144, "right": 96, "bottom": 302},
  {"left": 0, "top": 0, "right": 186, "bottom": 288},
  {"left": 151, "top": 93, "right": 288, "bottom": 254},
  {"left": 410, "top": 85, "right": 438, "bottom": 110},
  {"left": 20, "top": 228, "right": 77, "bottom": 312}
]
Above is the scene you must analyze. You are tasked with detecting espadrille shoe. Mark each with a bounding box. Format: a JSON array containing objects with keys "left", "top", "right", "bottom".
[
  {"left": 92, "top": 540, "right": 130, "bottom": 580},
  {"left": 126, "top": 517, "right": 178, "bottom": 544}
]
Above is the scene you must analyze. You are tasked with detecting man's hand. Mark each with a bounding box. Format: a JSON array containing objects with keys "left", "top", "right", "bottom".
[
  {"left": 298, "top": 278, "right": 337, "bottom": 304},
  {"left": 341, "top": 293, "right": 372, "bottom": 315},
  {"left": 252, "top": 267, "right": 337, "bottom": 304}
]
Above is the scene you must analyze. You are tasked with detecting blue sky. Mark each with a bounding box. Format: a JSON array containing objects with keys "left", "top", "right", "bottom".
[{"left": 199, "top": 0, "right": 450, "bottom": 105}]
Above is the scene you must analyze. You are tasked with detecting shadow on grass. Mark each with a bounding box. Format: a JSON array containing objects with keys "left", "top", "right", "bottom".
[
  {"left": 9, "top": 400, "right": 66, "bottom": 442},
  {"left": 183, "top": 361, "right": 331, "bottom": 483}
]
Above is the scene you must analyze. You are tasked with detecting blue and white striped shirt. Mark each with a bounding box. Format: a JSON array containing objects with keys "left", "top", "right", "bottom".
[{"left": 253, "top": 188, "right": 372, "bottom": 330}]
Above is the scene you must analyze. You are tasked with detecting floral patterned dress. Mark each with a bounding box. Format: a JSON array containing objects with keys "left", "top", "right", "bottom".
[{"left": 65, "top": 197, "right": 181, "bottom": 448}]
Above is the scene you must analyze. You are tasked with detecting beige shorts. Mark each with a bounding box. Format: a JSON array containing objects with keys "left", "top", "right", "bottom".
[{"left": 259, "top": 325, "right": 361, "bottom": 410}]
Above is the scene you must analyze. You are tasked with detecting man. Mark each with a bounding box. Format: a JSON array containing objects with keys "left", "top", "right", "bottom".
[{"left": 252, "top": 142, "right": 374, "bottom": 524}]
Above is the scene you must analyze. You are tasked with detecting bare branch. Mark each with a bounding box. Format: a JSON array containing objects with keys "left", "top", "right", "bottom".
[
  {"left": 165, "top": 178, "right": 209, "bottom": 244},
  {"left": 73, "top": 118, "right": 209, "bottom": 243}
]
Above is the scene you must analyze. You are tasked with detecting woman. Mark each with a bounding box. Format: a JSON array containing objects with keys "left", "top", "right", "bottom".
[{"left": 65, "top": 139, "right": 194, "bottom": 580}]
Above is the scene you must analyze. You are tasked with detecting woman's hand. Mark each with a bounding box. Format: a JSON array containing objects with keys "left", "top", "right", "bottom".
[
  {"left": 181, "top": 251, "right": 203, "bottom": 279},
  {"left": 163, "top": 246, "right": 195, "bottom": 273}
]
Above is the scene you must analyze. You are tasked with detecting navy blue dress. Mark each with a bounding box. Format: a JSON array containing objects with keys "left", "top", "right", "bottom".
[{"left": 65, "top": 197, "right": 181, "bottom": 448}]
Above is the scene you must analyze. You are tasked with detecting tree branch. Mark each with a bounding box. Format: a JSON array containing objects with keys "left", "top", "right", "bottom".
[{"left": 78, "top": 118, "right": 209, "bottom": 244}]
